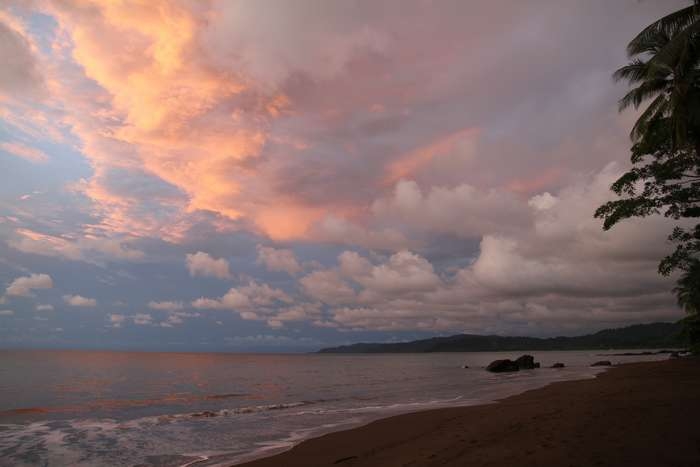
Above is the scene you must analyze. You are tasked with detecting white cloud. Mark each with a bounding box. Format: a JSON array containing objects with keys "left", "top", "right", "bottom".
[
  {"left": 256, "top": 245, "right": 302, "bottom": 275},
  {"left": 148, "top": 300, "right": 184, "bottom": 311},
  {"left": 371, "top": 179, "right": 531, "bottom": 238},
  {"left": 338, "top": 251, "right": 372, "bottom": 280},
  {"left": 108, "top": 313, "right": 126, "bottom": 327},
  {"left": 275, "top": 302, "right": 322, "bottom": 322},
  {"left": 186, "top": 251, "right": 231, "bottom": 279},
  {"left": 193, "top": 281, "right": 303, "bottom": 327},
  {"left": 5, "top": 273, "right": 53, "bottom": 297},
  {"left": 36, "top": 304, "right": 54, "bottom": 311},
  {"left": 193, "top": 281, "right": 292, "bottom": 312},
  {"left": 8, "top": 229, "right": 144, "bottom": 263},
  {"left": 266, "top": 319, "right": 284, "bottom": 329},
  {"left": 0, "top": 310, "right": 14, "bottom": 316},
  {"left": 1, "top": 142, "right": 49, "bottom": 164},
  {"left": 63, "top": 294, "right": 97, "bottom": 307},
  {"left": 282, "top": 165, "right": 683, "bottom": 333},
  {"left": 300, "top": 269, "right": 356, "bottom": 305},
  {"left": 361, "top": 250, "right": 441, "bottom": 294},
  {"left": 132, "top": 313, "right": 153, "bottom": 325},
  {"left": 160, "top": 311, "right": 201, "bottom": 327}
]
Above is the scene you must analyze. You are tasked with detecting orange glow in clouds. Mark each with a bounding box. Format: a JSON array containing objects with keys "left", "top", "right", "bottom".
[
  {"left": 385, "top": 128, "right": 479, "bottom": 185},
  {"left": 38, "top": 1, "right": 313, "bottom": 239}
]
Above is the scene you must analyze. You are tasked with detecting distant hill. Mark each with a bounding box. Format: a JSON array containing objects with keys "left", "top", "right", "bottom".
[{"left": 318, "top": 322, "right": 687, "bottom": 353}]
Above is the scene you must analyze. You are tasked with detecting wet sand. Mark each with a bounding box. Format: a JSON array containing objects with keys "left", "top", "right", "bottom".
[{"left": 238, "top": 357, "right": 700, "bottom": 467}]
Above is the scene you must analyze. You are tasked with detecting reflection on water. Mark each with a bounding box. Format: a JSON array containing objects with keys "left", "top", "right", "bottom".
[{"left": 0, "top": 350, "right": 671, "bottom": 466}]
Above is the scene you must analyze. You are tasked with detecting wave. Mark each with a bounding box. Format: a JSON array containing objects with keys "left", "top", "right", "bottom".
[{"left": 0, "top": 392, "right": 256, "bottom": 421}]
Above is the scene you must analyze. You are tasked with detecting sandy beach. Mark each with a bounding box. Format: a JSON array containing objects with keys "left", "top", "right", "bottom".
[{"left": 239, "top": 357, "right": 700, "bottom": 467}]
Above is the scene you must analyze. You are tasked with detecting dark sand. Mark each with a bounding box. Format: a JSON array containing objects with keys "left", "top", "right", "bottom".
[{"left": 239, "top": 357, "right": 700, "bottom": 467}]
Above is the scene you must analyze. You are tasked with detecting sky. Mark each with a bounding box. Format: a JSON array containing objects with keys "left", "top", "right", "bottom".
[{"left": 0, "top": 0, "right": 690, "bottom": 352}]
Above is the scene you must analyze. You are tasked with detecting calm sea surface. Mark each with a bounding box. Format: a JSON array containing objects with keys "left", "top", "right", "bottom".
[{"left": 0, "top": 349, "right": 671, "bottom": 466}]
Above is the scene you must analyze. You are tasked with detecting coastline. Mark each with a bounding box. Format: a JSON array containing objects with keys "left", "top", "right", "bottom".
[{"left": 236, "top": 357, "right": 700, "bottom": 467}]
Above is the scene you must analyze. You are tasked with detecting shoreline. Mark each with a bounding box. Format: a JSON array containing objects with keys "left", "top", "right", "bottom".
[{"left": 236, "top": 357, "right": 700, "bottom": 467}]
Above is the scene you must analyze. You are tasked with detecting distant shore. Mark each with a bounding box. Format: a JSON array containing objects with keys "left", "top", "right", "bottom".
[{"left": 237, "top": 357, "right": 700, "bottom": 467}]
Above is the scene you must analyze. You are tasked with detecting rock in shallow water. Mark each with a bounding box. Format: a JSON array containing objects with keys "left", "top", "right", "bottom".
[
  {"left": 551, "top": 362, "right": 565, "bottom": 368},
  {"left": 486, "top": 359, "right": 520, "bottom": 372},
  {"left": 591, "top": 360, "right": 612, "bottom": 367},
  {"left": 515, "top": 355, "right": 538, "bottom": 369}
]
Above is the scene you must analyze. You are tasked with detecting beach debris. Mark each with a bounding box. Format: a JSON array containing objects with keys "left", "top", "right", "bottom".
[
  {"left": 486, "top": 359, "right": 520, "bottom": 372},
  {"left": 551, "top": 362, "right": 565, "bottom": 368},
  {"left": 591, "top": 360, "right": 612, "bottom": 367}
]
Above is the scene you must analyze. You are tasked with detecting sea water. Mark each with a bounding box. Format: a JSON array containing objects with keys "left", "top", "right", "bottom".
[{"left": 0, "top": 349, "right": 672, "bottom": 466}]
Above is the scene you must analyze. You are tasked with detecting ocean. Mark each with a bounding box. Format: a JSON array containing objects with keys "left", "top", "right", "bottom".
[{"left": 0, "top": 349, "right": 671, "bottom": 466}]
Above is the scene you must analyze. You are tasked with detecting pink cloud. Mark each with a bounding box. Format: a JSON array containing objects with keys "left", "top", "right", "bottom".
[{"left": 0, "top": 141, "right": 48, "bottom": 163}]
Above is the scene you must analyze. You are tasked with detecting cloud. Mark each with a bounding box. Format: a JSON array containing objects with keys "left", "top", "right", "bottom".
[
  {"left": 0, "top": 142, "right": 48, "bottom": 163},
  {"left": 256, "top": 245, "right": 302, "bottom": 275},
  {"left": 5, "top": 273, "right": 53, "bottom": 297},
  {"left": 371, "top": 179, "right": 531, "bottom": 238},
  {"left": 193, "top": 281, "right": 292, "bottom": 311},
  {"left": 361, "top": 250, "right": 442, "bottom": 294},
  {"left": 148, "top": 300, "right": 184, "bottom": 311},
  {"left": 193, "top": 280, "right": 301, "bottom": 327},
  {"left": 186, "top": 252, "right": 231, "bottom": 279},
  {"left": 108, "top": 313, "right": 125, "bottom": 328},
  {"left": 300, "top": 269, "right": 356, "bottom": 305},
  {"left": 308, "top": 165, "right": 682, "bottom": 333},
  {"left": 338, "top": 251, "right": 373, "bottom": 279},
  {"left": 159, "top": 311, "right": 200, "bottom": 328},
  {"left": 63, "top": 294, "right": 97, "bottom": 307},
  {"left": 0, "top": 14, "right": 45, "bottom": 98},
  {"left": 314, "top": 215, "right": 413, "bottom": 251},
  {"left": 5, "top": 0, "right": 682, "bottom": 249},
  {"left": 8, "top": 229, "right": 144, "bottom": 263},
  {"left": 36, "top": 304, "right": 53, "bottom": 311},
  {"left": 132, "top": 313, "right": 153, "bottom": 325},
  {"left": 0, "top": 1, "right": 690, "bottom": 341},
  {"left": 0, "top": 310, "right": 14, "bottom": 316}
]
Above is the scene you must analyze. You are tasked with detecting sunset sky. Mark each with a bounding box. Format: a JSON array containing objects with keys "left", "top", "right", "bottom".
[{"left": 0, "top": 0, "right": 688, "bottom": 351}]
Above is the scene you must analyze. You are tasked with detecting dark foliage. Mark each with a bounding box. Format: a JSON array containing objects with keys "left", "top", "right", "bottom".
[{"left": 596, "top": 2, "right": 700, "bottom": 352}]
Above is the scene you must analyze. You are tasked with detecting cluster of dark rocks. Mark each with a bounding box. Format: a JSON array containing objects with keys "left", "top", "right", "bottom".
[
  {"left": 485, "top": 355, "right": 543, "bottom": 372},
  {"left": 476, "top": 350, "right": 689, "bottom": 373},
  {"left": 478, "top": 355, "right": 620, "bottom": 372}
]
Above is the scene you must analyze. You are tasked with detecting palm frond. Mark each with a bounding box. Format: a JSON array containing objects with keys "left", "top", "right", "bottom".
[
  {"left": 613, "top": 59, "right": 650, "bottom": 84},
  {"left": 628, "top": 4, "right": 700, "bottom": 57},
  {"left": 618, "top": 79, "right": 670, "bottom": 112},
  {"left": 648, "top": 20, "right": 700, "bottom": 71},
  {"left": 630, "top": 94, "right": 670, "bottom": 142}
]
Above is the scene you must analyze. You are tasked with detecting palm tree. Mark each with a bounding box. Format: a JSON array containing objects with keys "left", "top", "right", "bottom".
[{"left": 615, "top": 1, "right": 700, "bottom": 154}]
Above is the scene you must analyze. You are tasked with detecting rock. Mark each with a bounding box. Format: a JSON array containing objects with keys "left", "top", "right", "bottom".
[
  {"left": 669, "top": 351, "right": 680, "bottom": 359},
  {"left": 551, "top": 362, "right": 565, "bottom": 368},
  {"left": 534, "top": 362, "right": 540, "bottom": 368},
  {"left": 462, "top": 364, "right": 469, "bottom": 368},
  {"left": 515, "top": 354, "right": 537, "bottom": 370},
  {"left": 591, "top": 360, "right": 612, "bottom": 367},
  {"left": 192, "top": 410, "right": 217, "bottom": 418},
  {"left": 486, "top": 359, "right": 520, "bottom": 372}
]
